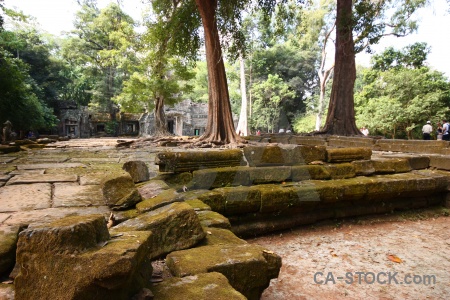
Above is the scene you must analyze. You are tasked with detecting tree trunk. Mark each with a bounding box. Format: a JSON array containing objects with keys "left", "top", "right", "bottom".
[
  {"left": 320, "top": 0, "right": 361, "bottom": 135},
  {"left": 195, "top": 0, "right": 241, "bottom": 144},
  {"left": 154, "top": 96, "right": 171, "bottom": 137},
  {"left": 236, "top": 55, "right": 248, "bottom": 136}
]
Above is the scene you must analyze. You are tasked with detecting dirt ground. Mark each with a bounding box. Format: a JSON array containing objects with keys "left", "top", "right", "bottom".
[{"left": 248, "top": 206, "right": 450, "bottom": 300}]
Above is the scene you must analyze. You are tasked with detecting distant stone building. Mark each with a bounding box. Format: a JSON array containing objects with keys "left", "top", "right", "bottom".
[{"left": 58, "top": 99, "right": 216, "bottom": 138}]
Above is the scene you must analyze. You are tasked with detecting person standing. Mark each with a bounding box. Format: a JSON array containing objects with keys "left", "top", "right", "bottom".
[
  {"left": 422, "top": 121, "right": 433, "bottom": 140},
  {"left": 436, "top": 122, "right": 443, "bottom": 140},
  {"left": 443, "top": 120, "right": 450, "bottom": 141}
]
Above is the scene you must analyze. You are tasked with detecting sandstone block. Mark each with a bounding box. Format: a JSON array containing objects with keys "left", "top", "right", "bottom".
[
  {"left": 151, "top": 272, "right": 246, "bottom": 300},
  {"left": 0, "top": 225, "right": 19, "bottom": 277},
  {"left": 198, "top": 228, "right": 247, "bottom": 247},
  {"left": 215, "top": 186, "right": 261, "bottom": 216},
  {"left": 324, "top": 163, "right": 356, "bottom": 179},
  {"left": 192, "top": 167, "right": 250, "bottom": 189},
  {"left": 113, "top": 202, "right": 205, "bottom": 258},
  {"left": 249, "top": 166, "right": 291, "bottom": 184},
  {"left": 291, "top": 165, "right": 331, "bottom": 181},
  {"left": 185, "top": 199, "right": 211, "bottom": 211},
  {"left": 101, "top": 172, "right": 142, "bottom": 210},
  {"left": 372, "top": 158, "right": 412, "bottom": 174},
  {"left": 122, "top": 160, "right": 149, "bottom": 183},
  {"left": 352, "top": 160, "right": 375, "bottom": 176},
  {"left": 14, "top": 214, "right": 153, "bottom": 300},
  {"left": 166, "top": 244, "right": 281, "bottom": 300},
  {"left": 137, "top": 180, "right": 170, "bottom": 199},
  {"left": 196, "top": 211, "right": 231, "bottom": 229},
  {"left": 326, "top": 147, "right": 372, "bottom": 162},
  {"left": 136, "top": 189, "right": 183, "bottom": 213},
  {"left": 156, "top": 150, "right": 243, "bottom": 173}
]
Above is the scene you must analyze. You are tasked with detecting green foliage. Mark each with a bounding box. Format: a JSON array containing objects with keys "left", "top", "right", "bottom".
[
  {"left": 355, "top": 67, "right": 450, "bottom": 139},
  {"left": 293, "top": 113, "right": 319, "bottom": 133},
  {"left": 251, "top": 74, "right": 295, "bottom": 132},
  {"left": 371, "top": 42, "right": 430, "bottom": 71},
  {"left": 104, "top": 120, "right": 118, "bottom": 135},
  {"left": 0, "top": 49, "right": 55, "bottom": 130}
]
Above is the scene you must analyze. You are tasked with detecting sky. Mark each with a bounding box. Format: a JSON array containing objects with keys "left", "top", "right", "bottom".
[{"left": 3, "top": 0, "right": 450, "bottom": 77}]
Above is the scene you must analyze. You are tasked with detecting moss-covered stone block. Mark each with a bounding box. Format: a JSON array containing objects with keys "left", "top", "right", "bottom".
[
  {"left": 156, "top": 150, "right": 243, "bottom": 173},
  {"left": 136, "top": 189, "right": 183, "bottom": 213},
  {"left": 326, "top": 147, "right": 372, "bottom": 162},
  {"left": 249, "top": 166, "right": 291, "bottom": 184},
  {"left": 291, "top": 165, "right": 331, "bottom": 181},
  {"left": 113, "top": 202, "right": 205, "bottom": 258},
  {"left": 258, "top": 185, "right": 299, "bottom": 214},
  {"left": 197, "top": 190, "right": 226, "bottom": 213},
  {"left": 137, "top": 179, "right": 170, "bottom": 199},
  {"left": 192, "top": 167, "right": 250, "bottom": 189},
  {"left": 215, "top": 186, "right": 261, "bottom": 216},
  {"left": 0, "top": 225, "right": 19, "bottom": 277},
  {"left": 101, "top": 171, "right": 142, "bottom": 210},
  {"left": 14, "top": 215, "right": 153, "bottom": 300},
  {"left": 243, "top": 145, "right": 291, "bottom": 166},
  {"left": 196, "top": 211, "right": 231, "bottom": 229},
  {"left": 352, "top": 160, "right": 375, "bottom": 176},
  {"left": 151, "top": 272, "right": 246, "bottom": 300},
  {"left": 372, "top": 158, "right": 412, "bottom": 174},
  {"left": 292, "top": 145, "right": 327, "bottom": 164},
  {"left": 185, "top": 199, "right": 211, "bottom": 211},
  {"left": 198, "top": 228, "right": 247, "bottom": 247},
  {"left": 166, "top": 244, "right": 281, "bottom": 300},
  {"left": 325, "top": 163, "right": 356, "bottom": 179}
]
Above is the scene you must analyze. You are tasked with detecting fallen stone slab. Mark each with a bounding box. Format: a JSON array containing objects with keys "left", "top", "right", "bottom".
[
  {"left": 2, "top": 207, "right": 111, "bottom": 228},
  {"left": 0, "top": 175, "right": 11, "bottom": 182},
  {"left": 185, "top": 199, "right": 211, "bottom": 211},
  {"left": 122, "top": 160, "right": 149, "bottom": 183},
  {"left": 156, "top": 150, "right": 243, "bottom": 173},
  {"left": 196, "top": 211, "right": 231, "bottom": 229},
  {"left": 136, "top": 189, "right": 183, "bottom": 213},
  {"left": 16, "top": 163, "right": 86, "bottom": 170},
  {"left": 112, "top": 202, "right": 205, "bottom": 258},
  {"left": 0, "top": 183, "right": 51, "bottom": 212},
  {"left": 326, "top": 147, "right": 372, "bottom": 162},
  {"left": 8, "top": 169, "right": 45, "bottom": 176},
  {"left": 14, "top": 215, "right": 153, "bottom": 300},
  {"left": 151, "top": 272, "right": 246, "bottom": 300},
  {"left": 0, "top": 157, "right": 17, "bottom": 164},
  {"left": 198, "top": 227, "right": 247, "bottom": 247},
  {"left": 137, "top": 180, "right": 170, "bottom": 199},
  {"left": 166, "top": 244, "right": 281, "bottom": 300},
  {"left": 0, "top": 225, "right": 20, "bottom": 276},
  {"left": 101, "top": 172, "right": 142, "bottom": 210},
  {"left": 5, "top": 174, "right": 78, "bottom": 185},
  {"left": 53, "top": 183, "right": 104, "bottom": 207}
]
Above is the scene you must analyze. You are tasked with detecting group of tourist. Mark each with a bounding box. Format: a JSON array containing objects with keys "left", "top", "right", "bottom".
[{"left": 422, "top": 120, "right": 450, "bottom": 140}]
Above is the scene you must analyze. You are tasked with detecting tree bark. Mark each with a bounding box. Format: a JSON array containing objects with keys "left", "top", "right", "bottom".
[
  {"left": 154, "top": 96, "right": 171, "bottom": 137},
  {"left": 195, "top": 0, "right": 241, "bottom": 144},
  {"left": 236, "top": 55, "right": 248, "bottom": 136},
  {"left": 320, "top": 0, "right": 361, "bottom": 135}
]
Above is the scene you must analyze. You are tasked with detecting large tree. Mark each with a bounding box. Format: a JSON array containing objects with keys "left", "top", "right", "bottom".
[{"left": 320, "top": 0, "right": 427, "bottom": 135}]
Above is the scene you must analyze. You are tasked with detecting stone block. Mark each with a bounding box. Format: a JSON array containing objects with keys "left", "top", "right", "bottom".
[
  {"left": 122, "top": 160, "right": 149, "bottom": 183},
  {"left": 326, "top": 147, "right": 372, "bottom": 162},
  {"left": 166, "top": 244, "right": 281, "bottom": 300},
  {"left": 196, "top": 191, "right": 226, "bottom": 213},
  {"left": 327, "top": 136, "right": 375, "bottom": 148},
  {"left": 6, "top": 174, "right": 78, "bottom": 185},
  {"left": 137, "top": 180, "right": 171, "bottom": 199},
  {"left": 380, "top": 154, "right": 430, "bottom": 170},
  {"left": 215, "top": 186, "right": 261, "bottom": 216},
  {"left": 0, "top": 145, "right": 20, "bottom": 154},
  {"left": 185, "top": 199, "right": 211, "bottom": 211},
  {"left": 249, "top": 166, "right": 291, "bottom": 184},
  {"left": 136, "top": 189, "right": 183, "bottom": 213},
  {"left": 429, "top": 155, "right": 450, "bottom": 170},
  {"left": 0, "top": 183, "right": 51, "bottom": 212},
  {"left": 101, "top": 172, "right": 142, "bottom": 210},
  {"left": 372, "top": 158, "right": 412, "bottom": 174},
  {"left": 289, "top": 136, "right": 327, "bottom": 146},
  {"left": 14, "top": 215, "right": 153, "bottom": 300},
  {"left": 291, "top": 165, "right": 331, "bottom": 181},
  {"left": 151, "top": 272, "right": 246, "bottom": 300},
  {"left": 198, "top": 228, "right": 247, "bottom": 247},
  {"left": 324, "top": 163, "right": 356, "bottom": 179},
  {"left": 192, "top": 167, "right": 250, "bottom": 189},
  {"left": 113, "top": 202, "right": 205, "bottom": 258},
  {"left": 197, "top": 211, "right": 231, "bottom": 229},
  {"left": 292, "top": 145, "right": 327, "bottom": 164},
  {"left": 352, "top": 160, "right": 375, "bottom": 176},
  {"left": 53, "top": 183, "right": 104, "bottom": 207},
  {"left": 156, "top": 150, "right": 243, "bottom": 173},
  {"left": 0, "top": 225, "right": 19, "bottom": 277},
  {"left": 243, "top": 145, "right": 326, "bottom": 167}
]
